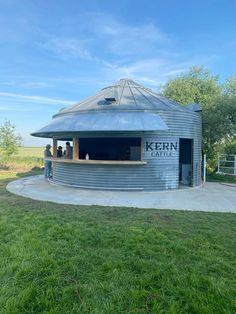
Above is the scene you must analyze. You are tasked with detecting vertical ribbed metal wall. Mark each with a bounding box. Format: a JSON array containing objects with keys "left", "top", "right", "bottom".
[{"left": 52, "top": 110, "right": 202, "bottom": 190}]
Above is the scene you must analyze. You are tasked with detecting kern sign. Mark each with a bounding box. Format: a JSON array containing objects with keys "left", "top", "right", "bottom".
[{"left": 145, "top": 140, "right": 178, "bottom": 157}]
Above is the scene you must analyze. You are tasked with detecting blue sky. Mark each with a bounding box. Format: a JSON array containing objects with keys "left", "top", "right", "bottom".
[{"left": 0, "top": 0, "right": 236, "bottom": 146}]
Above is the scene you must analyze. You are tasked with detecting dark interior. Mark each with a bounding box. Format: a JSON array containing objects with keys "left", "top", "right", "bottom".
[
  {"left": 79, "top": 137, "right": 141, "bottom": 160},
  {"left": 179, "top": 138, "right": 193, "bottom": 185},
  {"left": 179, "top": 138, "right": 193, "bottom": 164}
]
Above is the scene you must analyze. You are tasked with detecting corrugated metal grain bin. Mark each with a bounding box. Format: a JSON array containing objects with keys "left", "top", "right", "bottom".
[{"left": 31, "top": 79, "right": 202, "bottom": 190}]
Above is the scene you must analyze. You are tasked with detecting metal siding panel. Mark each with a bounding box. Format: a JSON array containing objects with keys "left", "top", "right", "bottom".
[{"left": 50, "top": 111, "right": 201, "bottom": 191}]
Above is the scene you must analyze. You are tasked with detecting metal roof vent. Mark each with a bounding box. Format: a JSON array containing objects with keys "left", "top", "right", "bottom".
[{"left": 104, "top": 87, "right": 117, "bottom": 102}]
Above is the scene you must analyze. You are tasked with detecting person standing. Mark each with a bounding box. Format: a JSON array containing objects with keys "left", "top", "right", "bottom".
[
  {"left": 64, "top": 141, "right": 73, "bottom": 159},
  {"left": 44, "top": 144, "right": 52, "bottom": 178},
  {"left": 57, "top": 146, "right": 63, "bottom": 157}
]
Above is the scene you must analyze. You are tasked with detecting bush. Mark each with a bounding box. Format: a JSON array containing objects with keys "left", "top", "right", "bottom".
[
  {"left": 223, "top": 139, "right": 236, "bottom": 155},
  {"left": 0, "top": 120, "right": 22, "bottom": 157}
]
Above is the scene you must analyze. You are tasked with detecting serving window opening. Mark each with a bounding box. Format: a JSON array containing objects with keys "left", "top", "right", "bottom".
[{"left": 79, "top": 137, "right": 142, "bottom": 161}]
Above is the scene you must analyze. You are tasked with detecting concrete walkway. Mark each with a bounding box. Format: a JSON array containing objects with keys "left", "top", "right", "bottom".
[{"left": 6, "top": 175, "right": 236, "bottom": 213}]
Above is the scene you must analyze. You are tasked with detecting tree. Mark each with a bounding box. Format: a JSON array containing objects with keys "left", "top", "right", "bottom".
[
  {"left": 222, "top": 139, "right": 236, "bottom": 155},
  {"left": 219, "top": 78, "right": 236, "bottom": 155},
  {"left": 224, "top": 77, "right": 236, "bottom": 96},
  {"left": 162, "top": 66, "right": 222, "bottom": 107},
  {"left": 0, "top": 120, "right": 22, "bottom": 157},
  {"left": 161, "top": 66, "right": 236, "bottom": 161}
]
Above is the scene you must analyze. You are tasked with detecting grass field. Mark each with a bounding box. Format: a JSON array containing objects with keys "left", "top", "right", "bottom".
[
  {"left": 17, "top": 147, "right": 44, "bottom": 158},
  {"left": 0, "top": 171, "right": 236, "bottom": 313},
  {"left": 0, "top": 147, "right": 44, "bottom": 172}
]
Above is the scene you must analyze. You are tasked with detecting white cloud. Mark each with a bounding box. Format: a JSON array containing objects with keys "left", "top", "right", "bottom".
[
  {"left": 34, "top": 14, "right": 201, "bottom": 91},
  {"left": 98, "top": 58, "right": 184, "bottom": 88},
  {"left": 162, "top": 68, "right": 188, "bottom": 76},
  {"left": 22, "top": 82, "right": 54, "bottom": 88},
  {"left": 40, "top": 36, "right": 94, "bottom": 61},
  {"left": 37, "top": 13, "right": 171, "bottom": 63},
  {"left": 2, "top": 12, "right": 218, "bottom": 97},
  {"left": 0, "top": 92, "right": 75, "bottom": 105},
  {"left": 0, "top": 106, "right": 15, "bottom": 111},
  {"left": 98, "top": 20, "right": 167, "bottom": 42},
  {"left": 98, "top": 52, "right": 218, "bottom": 89},
  {"left": 94, "top": 18, "right": 170, "bottom": 57}
]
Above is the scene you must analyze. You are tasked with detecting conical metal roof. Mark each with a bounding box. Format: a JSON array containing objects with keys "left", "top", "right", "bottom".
[
  {"left": 54, "top": 78, "right": 189, "bottom": 117},
  {"left": 31, "top": 78, "right": 195, "bottom": 138}
]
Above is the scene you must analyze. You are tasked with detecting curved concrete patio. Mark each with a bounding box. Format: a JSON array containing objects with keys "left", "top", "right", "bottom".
[{"left": 6, "top": 175, "right": 236, "bottom": 213}]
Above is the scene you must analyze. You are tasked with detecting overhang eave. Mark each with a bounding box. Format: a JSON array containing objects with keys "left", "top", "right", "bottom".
[{"left": 31, "top": 111, "right": 169, "bottom": 138}]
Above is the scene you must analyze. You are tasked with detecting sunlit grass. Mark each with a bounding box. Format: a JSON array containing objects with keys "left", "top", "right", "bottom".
[
  {"left": 0, "top": 147, "right": 44, "bottom": 172},
  {"left": 0, "top": 172, "right": 236, "bottom": 313},
  {"left": 17, "top": 147, "right": 44, "bottom": 158}
]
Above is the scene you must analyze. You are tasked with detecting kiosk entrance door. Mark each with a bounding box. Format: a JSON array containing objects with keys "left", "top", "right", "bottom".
[{"left": 179, "top": 138, "right": 193, "bottom": 186}]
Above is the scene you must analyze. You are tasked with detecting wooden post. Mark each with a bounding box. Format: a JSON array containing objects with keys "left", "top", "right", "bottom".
[
  {"left": 53, "top": 138, "right": 57, "bottom": 158},
  {"left": 73, "top": 137, "right": 79, "bottom": 160}
]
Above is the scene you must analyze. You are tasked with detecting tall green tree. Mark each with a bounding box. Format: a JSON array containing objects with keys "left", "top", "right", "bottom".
[
  {"left": 224, "top": 77, "right": 236, "bottom": 96},
  {"left": 162, "top": 66, "right": 222, "bottom": 107},
  {"left": 219, "top": 77, "right": 236, "bottom": 154},
  {"left": 0, "top": 120, "right": 22, "bottom": 157},
  {"left": 161, "top": 66, "right": 236, "bottom": 161}
]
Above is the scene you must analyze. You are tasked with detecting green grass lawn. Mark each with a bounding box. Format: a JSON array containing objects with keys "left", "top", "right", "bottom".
[{"left": 0, "top": 172, "right": 236, "bottom": 313}]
